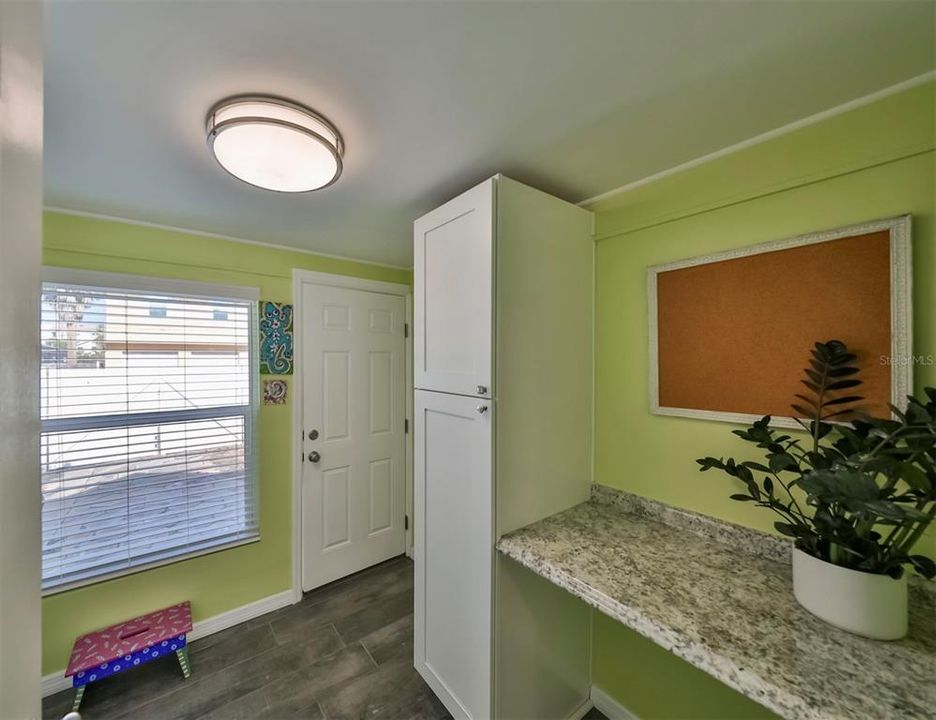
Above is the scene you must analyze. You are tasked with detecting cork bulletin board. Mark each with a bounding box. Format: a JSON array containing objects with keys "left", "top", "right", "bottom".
[{"left": 648, "top": 216, "right": 912, "bottom": 427}]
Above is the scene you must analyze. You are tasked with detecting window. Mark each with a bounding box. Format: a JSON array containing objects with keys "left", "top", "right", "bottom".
[
  {"left": 40, "top": 270, "right": 259, "bottom": 592},
  {"left": 148, "top": 303, "right": 167, "bottom": 318}
]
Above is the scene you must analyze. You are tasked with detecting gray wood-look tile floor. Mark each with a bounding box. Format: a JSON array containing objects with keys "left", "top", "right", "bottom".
[{"left": 42, "top": 556, "right": 451, "bottom": 720}]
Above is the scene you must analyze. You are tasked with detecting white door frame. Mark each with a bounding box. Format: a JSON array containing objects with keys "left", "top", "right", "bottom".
[{"left": 291, "top": 269, "right": 413, "bottom": 602}]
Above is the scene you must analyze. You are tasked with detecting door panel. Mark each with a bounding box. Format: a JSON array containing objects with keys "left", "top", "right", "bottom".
[
  {"left": 414, "top": 178, "right": 494, "bottom": 398},
  {"left": 323, "top": 351, "right": 350, "bottom": 440},
  {"left": 302, "top": 284, "right": 405, "bottom": 591},
  {"left": 368, "top": 459, "right": 393, "bottom": 533},
  {"left": 414, "top": 389, "right": 492, "bottom": 720},
  {"left": 369, "top": 351, "right": 392, "bottom": 433},
  {"left": 322, "top": 467, "right": 351, "bottom": 549}
]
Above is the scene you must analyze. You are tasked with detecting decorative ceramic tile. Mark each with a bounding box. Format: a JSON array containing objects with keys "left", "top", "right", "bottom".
[
  {"left": 263, "top": 379, "right": 288, "bottom": 405},
  {"left": 259, "top": 301, "right": 293, "bottom": 375}
]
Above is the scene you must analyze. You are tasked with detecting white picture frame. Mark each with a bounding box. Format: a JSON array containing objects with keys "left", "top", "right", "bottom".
[{"left": 648, "top": 215, "right": 913, "bottom": 428}]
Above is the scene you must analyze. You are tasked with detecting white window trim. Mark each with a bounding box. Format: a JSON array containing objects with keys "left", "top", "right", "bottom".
[
  {"left": 42, "top": 267, "right": 260, "bottom": 302},
  {"left": 40, "top": 266, "right": 262, "bottom": 595}
]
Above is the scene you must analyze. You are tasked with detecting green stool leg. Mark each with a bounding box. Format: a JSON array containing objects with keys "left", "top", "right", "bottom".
[
  {"left": 176, "top": 646, "right": 191, "bottom": 679},
  {"left": 72, "top": 684, "right": 85, "bottom": 712}
]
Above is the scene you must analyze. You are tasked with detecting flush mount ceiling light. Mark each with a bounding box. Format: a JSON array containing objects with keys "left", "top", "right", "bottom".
[{"left": 206, "top": 96, "right": 344, "bottom": 193}]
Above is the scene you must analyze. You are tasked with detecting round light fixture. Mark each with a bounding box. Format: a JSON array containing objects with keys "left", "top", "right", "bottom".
[{"left": 206, "top": 96, "right": 343, "bottom": 192}]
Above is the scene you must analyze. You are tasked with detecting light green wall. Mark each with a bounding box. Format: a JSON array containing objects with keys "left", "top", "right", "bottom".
[
  {"left": 41, "top": 212, "right": 411, "bottom": 674},
  {"left": 592, "top": 614, "right": 776, "bottom": 720},
  {"left": 588, "top": 82, "right": 934, "bottom": 715}
]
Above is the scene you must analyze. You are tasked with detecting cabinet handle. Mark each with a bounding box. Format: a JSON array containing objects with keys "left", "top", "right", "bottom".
[
  {"left": 476, "top": 385, "right": 488, "bottom": 395},
  {"left": 476, "top": 405, "right": 488, "bottom": 414}
]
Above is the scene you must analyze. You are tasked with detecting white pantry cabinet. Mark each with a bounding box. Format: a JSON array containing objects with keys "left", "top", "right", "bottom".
[
  {"left": 414, "top": 175, "right": 594, "bottom": 720},
  {"left": 413, "top": 179, "right": 493, "bottom": 398},
  {"left": 413, "top": 389, "right": 493, "bottom": 719}
]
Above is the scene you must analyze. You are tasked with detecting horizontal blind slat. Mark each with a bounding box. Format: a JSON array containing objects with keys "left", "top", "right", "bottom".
[{"left": 40, "top": 280, "right": 258, "bottom": 590}]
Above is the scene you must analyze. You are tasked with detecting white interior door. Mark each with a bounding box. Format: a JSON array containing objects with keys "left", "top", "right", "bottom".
[
  {"left": 414, "top": 389, "right": 492, "bottom": 720},
  {"left": 302, "top": 284, "right": 406, "bottom": 591},
  {"left": 414, "top": 177, "right": 494, "bottom": 398}
]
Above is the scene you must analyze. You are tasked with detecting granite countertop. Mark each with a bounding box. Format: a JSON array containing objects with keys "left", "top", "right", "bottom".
[{"left": 495, "top": 486, "right": 936, "bottom": 720}]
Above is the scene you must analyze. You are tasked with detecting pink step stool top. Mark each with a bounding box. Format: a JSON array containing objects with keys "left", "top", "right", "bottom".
[{"left": 66, "top": 601, "right": 193, "bottom": 677}]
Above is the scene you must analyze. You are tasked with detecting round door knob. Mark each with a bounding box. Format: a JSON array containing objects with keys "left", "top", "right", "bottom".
[
  {"left": 476, "top": 405, "right": 488, "bottom": 414},
  {"left": 308, "top": 451, "right": 321, "bottom": 463}
]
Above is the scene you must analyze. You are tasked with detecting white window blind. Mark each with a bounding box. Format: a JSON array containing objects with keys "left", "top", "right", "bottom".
[{"left": 40, "top": 277, "right": 259, "bottom": 591}]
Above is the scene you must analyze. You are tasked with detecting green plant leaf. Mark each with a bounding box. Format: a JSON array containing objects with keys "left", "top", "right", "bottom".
[
  {"left": 899, "top": 463, "right": 931, "bottom": 492},
  {"left": 696, "top": 457, "right": 723, "bottom": 472},
  {"left": 769, "top": 453, "right": 798, "bottom": 473},
  {"left": 805, "top": 369, "right": 823, "bottom": 385},
  {"left": 697, "top": 370, "right": 936, "bottom": 579},
  {"left": 827, "top": 379, "right": 862, "bottom": 391},
  {"left": 909, "top": 555, "right": 936, "bottom": 579},
  {"left": 811, "top": 421, "right": 833, "bottom": 440},
  {"left": 824, "top": 395, "right": 863, "bottom": 406},
  {"left": 823, "top": 408, "right": 859, "bottom": 420}
]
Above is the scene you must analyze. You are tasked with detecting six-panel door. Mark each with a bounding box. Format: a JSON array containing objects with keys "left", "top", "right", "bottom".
[
  {"left": 414, "top": 389, "right": 493, "bottom": 720},
  {"left": 413, "top": 178, "right": 494, "bottom": 398},
  {"left": 301, "top": 283, "right": 406, "bottom": 591}
]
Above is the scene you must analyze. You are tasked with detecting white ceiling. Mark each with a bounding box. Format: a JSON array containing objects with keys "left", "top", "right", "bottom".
[{"left": 45, "top": 1, "right": 935, "bottom": 267}]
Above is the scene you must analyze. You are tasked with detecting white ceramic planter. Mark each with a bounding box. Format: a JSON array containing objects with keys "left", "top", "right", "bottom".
[{"left": 792, "top": 548, "right": 907, "bottom": 640}]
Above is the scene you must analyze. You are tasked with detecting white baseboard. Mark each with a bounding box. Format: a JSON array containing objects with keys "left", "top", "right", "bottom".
[
  {"left": 591, "top": 684, "right": 640, "bottom": 720},
  {"left": 567, "top": 697, "right": 596, "bottom": 720},
  {"left": 41, "top": 589, "right": 295, "bottom": 698},
  {"left": 186, "top": 589, "right": 294, "bottom": 643},
  {"left": 41, "top": 672, "right": 72, "bottom": 699}
]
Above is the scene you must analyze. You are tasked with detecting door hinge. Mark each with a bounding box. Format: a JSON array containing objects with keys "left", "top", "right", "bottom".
[
  {"left": 404, "top": 418, "right": 409, "bottom": 434},
  {"left": 405, "top": 514, "right": 409, "bottom": 531},
  {"left": 404, "top": 323, "right": 409, "bottom": 338}
]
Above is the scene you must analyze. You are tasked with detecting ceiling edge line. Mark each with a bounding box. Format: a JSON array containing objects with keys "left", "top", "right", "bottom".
[
  {"left": 42, "top": 205, "right": 412, "bottom": 272},
  {"left": 577, "top": 69, "right": 936, "bottom": 208}
]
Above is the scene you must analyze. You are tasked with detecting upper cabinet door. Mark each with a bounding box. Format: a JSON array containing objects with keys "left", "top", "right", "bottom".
[{"left": 414, "top": 177, "right": 494, "bottom": 398}]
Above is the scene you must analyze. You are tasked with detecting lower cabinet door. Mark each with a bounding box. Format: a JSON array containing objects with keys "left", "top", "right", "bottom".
[{"left": 414, "top": 389, "right": 493, "bottom": 720}]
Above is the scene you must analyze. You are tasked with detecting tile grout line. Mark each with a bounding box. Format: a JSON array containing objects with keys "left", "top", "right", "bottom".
[
  {"left": 329, "top": 622, "right": 349, "bottom": 649},
  {"left": 359, "top": 641, "right": 380, "bottom": 669},
  {"left": 122, "top": 623, "right": 328, "bottom": 718}
]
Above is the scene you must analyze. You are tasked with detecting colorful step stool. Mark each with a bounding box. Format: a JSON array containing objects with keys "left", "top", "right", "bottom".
[{"left": 65, "top": 601, "right": 193, "bottom": 711}]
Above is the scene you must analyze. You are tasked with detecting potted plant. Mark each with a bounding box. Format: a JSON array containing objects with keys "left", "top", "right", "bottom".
[{"left": 697, "top": 340, "right": 935, "bottom": 640}]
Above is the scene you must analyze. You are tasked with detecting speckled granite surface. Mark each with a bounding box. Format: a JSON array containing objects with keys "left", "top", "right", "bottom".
[{"left": 496, "top": 485, "right": 936, "bottom": 720}]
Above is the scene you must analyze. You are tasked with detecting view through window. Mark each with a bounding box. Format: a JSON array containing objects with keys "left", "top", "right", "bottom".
[{"left": 40, "top": 277, "right": 258, "bottom": 590}]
